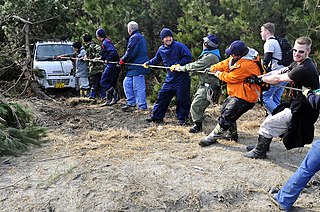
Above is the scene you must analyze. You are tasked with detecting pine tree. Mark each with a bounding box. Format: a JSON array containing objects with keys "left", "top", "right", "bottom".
[{"left": 0, "top": 99, "right": 47, "bottom": 156}]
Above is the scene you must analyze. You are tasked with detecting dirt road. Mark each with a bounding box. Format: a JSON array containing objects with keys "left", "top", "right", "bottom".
[{"left": 1, "top": 98, "right": 319, "bottom": 211}]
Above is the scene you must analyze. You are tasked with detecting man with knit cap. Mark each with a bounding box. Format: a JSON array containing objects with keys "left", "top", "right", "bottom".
[
  {"left": 143, "top": 28, "right": 192, "bottom": 125},
  {"left": 96, "top": 28, "right": 120, "bottom": 106},
  {"left": 199, "top": 40, "right": 261, "bottom": 147},
  {"left": 171, "top": 34, "right": 221, "bottom": 133}
]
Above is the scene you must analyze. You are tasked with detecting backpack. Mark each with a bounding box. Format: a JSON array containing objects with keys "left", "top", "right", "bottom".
[
  {"left": 270, "top": 37, "right": 294, "bottom": 66},
  {"left": 255, "top": 58, "right": 270, "bottom": 91}
]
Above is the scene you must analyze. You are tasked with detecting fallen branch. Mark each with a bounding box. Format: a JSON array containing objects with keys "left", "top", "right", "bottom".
[{"left": 0, "top": 174, "right": 33, "bottom": 189}]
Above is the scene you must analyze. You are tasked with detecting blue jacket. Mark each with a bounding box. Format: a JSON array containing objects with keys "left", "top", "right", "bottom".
[
  {"left": 100, "top": 37, "right": 119, "bottom": 67},
  {"left": 121, "top": 31, "right": 150, "bottom": 76},
  {"left": 147, "top": 41, "right": 192, "bottom": 84}
]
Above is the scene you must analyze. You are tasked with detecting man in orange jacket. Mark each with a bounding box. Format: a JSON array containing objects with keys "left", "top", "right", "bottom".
[{"left": 199, "top": 40, "right": 261, "bottom": 147}]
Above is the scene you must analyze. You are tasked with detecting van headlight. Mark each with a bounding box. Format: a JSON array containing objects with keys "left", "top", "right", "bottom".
[{"left": 33, "top": 68, "right": 46, "bottom": 79}]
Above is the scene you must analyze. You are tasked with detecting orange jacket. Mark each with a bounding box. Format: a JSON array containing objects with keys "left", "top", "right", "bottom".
[{"left": 210, "top": 49, "right": 261, "bottom": 103}]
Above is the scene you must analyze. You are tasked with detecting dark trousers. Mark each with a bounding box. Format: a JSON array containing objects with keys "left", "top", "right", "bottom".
[
  {"left": 90, "top": 72, "right": 102, "bottom": 97},
  {"left": 100, "top": 65, "right": 120, "bottom": 99},
  {"left": 218, "top": 96, "right": 255, "bottom": 130},
  {"left": 152, "top": 81, "right": 190, "bottom": 121}
]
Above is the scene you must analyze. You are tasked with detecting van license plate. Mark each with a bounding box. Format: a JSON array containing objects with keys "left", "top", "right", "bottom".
[{"left": 55, "top": 82, "right": 65, "bottom": 88}]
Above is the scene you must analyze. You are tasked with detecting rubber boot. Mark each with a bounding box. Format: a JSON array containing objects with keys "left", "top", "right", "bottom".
[
  {"left": 246, "top": 144, "right": 270, "bottom": 152},
  {"left": 83, "top": 88, "right": 89, "bottom": 98},
  {"left": 189, "top": 122, "right": 202, "bottom": 133},
  {"left": 223, "top": 122, "right": 238, "bottom": 142},
  {"left": 108, "top": 89, "right": 119, "bottom": 105},
  {"left": 244, "top": 134, "right": 272, "bottom": 159},
  {"left": 100, "top": 87, "right": 118, "bottom": 107},
  {"left": 89, "top": 89, "right": 96, "bottom": 99},
  {"left": 100, "top": 98, "right": 112, "bottom": 107},
  {"left": 199, "top": 124, "right": 226, "bottom": 147},
  {"left": 79, "top": 89, "right": 84, "bottom": 97}
]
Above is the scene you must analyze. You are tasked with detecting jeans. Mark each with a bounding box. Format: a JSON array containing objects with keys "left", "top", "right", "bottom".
[
  {"left": 262, "top": 82, "right": 288, "bottom": 113},
  {"left": 123, "top": 75, "right": 148, "bottom": 109},
  {"left": 276, "top": 139, "right": 320, "bottom": 210}
]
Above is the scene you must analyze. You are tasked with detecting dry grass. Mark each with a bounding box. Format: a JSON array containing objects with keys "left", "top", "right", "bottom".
[{"left": 1, "top": 98, "right": 320, "bottom": 211}]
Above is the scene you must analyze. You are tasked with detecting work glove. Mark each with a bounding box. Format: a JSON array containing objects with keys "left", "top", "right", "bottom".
[
  {"left": 142, "top": 63, "right": 149, "bottom": 69},
  {"left": 209, "top": 65, "right": 216, "bottom": 72},
  {"left": 213, "top": 71, "right": 221, "bottom": 78},
  {"left": 302, "top": 86, "right": 311, "bottom": 97},
  {"left": 118, "top": 59, "right": 125, "bottom": 66},
  {"left": 170, "top": 64, "right": 180, "bottom": 72},
  {"left": 170, "top": 64, "right": 180, "bottom": 71},
  {"left": 245, "top": 75, "right": 262, "bottom": 85},
  {"left": 204, "top": 68, "right": 210, "bottom": 74}
]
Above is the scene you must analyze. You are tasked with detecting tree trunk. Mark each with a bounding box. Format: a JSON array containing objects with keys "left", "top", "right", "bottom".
[{"left": 23, "top": 21, "right": 52, "bottom": 100}]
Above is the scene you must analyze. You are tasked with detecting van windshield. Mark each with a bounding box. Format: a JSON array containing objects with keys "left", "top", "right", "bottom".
[{"left": 36, "top": 44, "right": 74, "bottom": 61}]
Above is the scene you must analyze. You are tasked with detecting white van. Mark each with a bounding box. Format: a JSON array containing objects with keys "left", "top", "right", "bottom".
[{"left": 33, "top": 41, "right": 77, "bottom": 89}]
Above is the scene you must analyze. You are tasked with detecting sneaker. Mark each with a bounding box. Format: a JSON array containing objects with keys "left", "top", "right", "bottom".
[
  {"left": 146, "top": 118, "right": 164, "bottom": 123},
  {"left": 268, "top": 188, "right": 286, "bottom": 211},
  {"left": 122, "top": 105, "right": 136, "bottom": 112}
]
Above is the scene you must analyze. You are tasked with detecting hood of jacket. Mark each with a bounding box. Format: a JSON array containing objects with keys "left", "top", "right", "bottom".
[{"left": 241, "top": 48, "right": 259, "bottom": 60}]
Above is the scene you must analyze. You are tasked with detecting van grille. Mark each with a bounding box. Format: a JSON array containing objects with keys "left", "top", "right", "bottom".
[{"left": 48, "top": 79, "right": 70, "bottom": 86}]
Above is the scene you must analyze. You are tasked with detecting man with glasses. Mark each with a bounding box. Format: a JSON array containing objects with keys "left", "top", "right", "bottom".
[
  {"left": 269, "top": 87, "right": 320, "bottom": 211},
  {"left": 245, "top": 36, "right": 319, "bottom": 159}
]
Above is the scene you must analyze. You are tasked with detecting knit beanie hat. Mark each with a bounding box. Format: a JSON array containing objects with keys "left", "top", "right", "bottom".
[
  {"left": 72, "top": 41, "right": 82, "bottom": 49},
  {"left": 203, "top": 34, "right": 219, "bottom": 48},
  {"left": 83, "top": 33, "right": 92, "bottom": 43},
  {"left": 160, "top": 28, "right": 173, "bottom": 40},
  {"left": 96, "top": 28, "right": 106, "bottom": 38}
]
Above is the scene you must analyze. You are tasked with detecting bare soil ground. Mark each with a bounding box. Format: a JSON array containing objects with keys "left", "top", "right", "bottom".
[{"left": 1, "top": 97, "right": 320, "bottom": 212}]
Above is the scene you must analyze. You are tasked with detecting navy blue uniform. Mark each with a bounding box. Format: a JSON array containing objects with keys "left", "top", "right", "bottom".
[
  {"left": 100, "top": 37, "right": 120, "bottom": 99},
  {"left": 146, "top": 40, "right": 192, "bottom": 122}
]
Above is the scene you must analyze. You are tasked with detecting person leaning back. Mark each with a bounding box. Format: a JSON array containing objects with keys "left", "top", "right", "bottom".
[
  {"left": 245, "top": 36, "right": 319, "bottom": 159},
  {"left": 199, "top": 40, "right": 261, "bottom": 147},
  {"left": 96, "top": 28, "right": 121, "bottom": 107}
]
